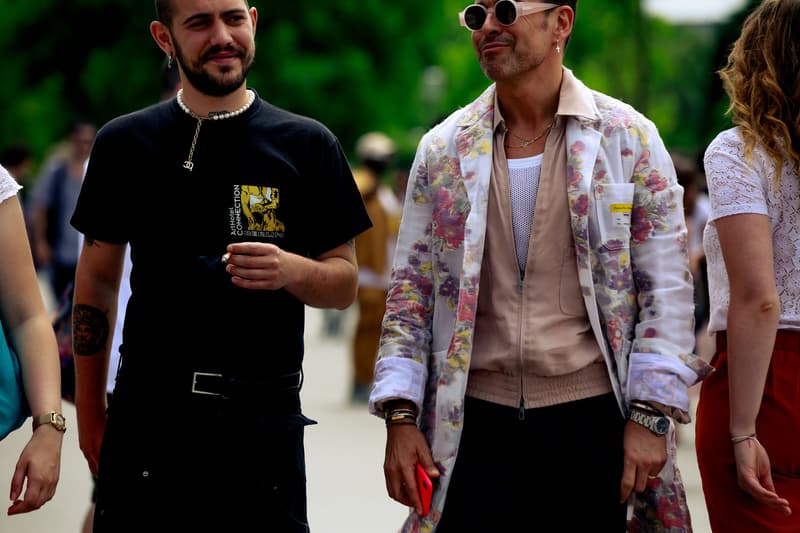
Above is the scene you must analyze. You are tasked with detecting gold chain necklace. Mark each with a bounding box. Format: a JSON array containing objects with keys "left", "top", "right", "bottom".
[
  {"left": 504, "top": 120, "right": 554, "bottom": 149},
  {"left": 176, "top": 89, "right": 255, "bottom": 171}
]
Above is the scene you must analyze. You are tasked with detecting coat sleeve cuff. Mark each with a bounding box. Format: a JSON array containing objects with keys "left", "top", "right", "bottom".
[
  {"left": 368, "top": 357, "right": 428, "bottom": 418},
  {"left": 627, "top": 352, "right": 698, "bottom": 422}
]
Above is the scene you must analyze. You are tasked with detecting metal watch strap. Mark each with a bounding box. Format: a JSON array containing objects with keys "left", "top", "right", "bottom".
[{"left": 629, "top": 409, "right": 668, "bottom": 436}]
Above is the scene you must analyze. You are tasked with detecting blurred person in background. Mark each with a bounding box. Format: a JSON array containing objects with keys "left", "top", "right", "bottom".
[
  {"left": 369, "top": 1, "right": 712, "bottom": 531},
  {"left": 0, "top": 163, "right": 65, "bottom": 516},
  {"left": 70, "top": 1, "right": 370, "bottom": 531},
  {"left": 29, "top": 121, "right": 96, "bottom": 301},
  {"left": 695, "top": 0, "right": 800, "bottom": 529},
  {"left": 672, "top": 151, "right": 711, "bottom": 348},
  {"left": 350, "top": 131, "right": 401, "bottom": 403}
]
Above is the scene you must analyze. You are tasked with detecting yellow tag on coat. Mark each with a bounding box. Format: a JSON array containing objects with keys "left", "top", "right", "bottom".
[{"left": 610, "top": 203, "right": 632, "bottom": 227}]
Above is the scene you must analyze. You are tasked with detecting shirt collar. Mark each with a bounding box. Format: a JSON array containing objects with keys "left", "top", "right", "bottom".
[{"left": 493, "top": 67, "right": 599, "bottom": 134}]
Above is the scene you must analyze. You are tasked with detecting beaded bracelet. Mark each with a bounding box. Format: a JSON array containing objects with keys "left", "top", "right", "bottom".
[{"left": 731, "top": 433, "right": 758, "bottom": 445}]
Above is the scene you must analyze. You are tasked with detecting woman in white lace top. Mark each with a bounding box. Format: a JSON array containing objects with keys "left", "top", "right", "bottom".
[
  {"left": 0, "top": 164, "right": 64, "bottom": 514},
  {"left": 695, "top": 0, "right": 800, "bottom": 530}
]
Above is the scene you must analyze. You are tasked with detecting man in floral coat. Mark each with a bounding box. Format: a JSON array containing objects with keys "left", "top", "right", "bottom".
[{"left": 369, "top": 1, "right": 712, "bottom": 532}]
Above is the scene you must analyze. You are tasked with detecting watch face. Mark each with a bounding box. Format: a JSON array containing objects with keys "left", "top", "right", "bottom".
[
  {"left": 654, "top": 417, "right": 669, "bottom": 435},
  {"left": 33, "top": 412, "right": 66, "bottom": 432},
  {"left": 52, "top": 413, "right": 66, "bottom": 430}
]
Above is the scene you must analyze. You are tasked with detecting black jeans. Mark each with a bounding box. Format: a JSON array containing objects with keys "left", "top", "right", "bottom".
[
  {"left": 94, "top": 388, "right": 314, "bottom": 533},
  {"left": 437, "top": 393, "right": 627, "bottom": 533}
]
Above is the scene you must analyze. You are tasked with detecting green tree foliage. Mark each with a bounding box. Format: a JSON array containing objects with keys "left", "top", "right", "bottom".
[
  {"left": 699, "top": 0, "right": 763, "bottom": 151},
  {"left": 0, "top": 0, "right": 745, "bottom": 170},
  {"left": 435, "top": 0, "right": 722, "bottom": 156}
]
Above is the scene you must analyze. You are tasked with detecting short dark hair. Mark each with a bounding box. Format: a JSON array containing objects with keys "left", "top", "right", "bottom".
[
  {"left": 552, "top": 0, "right": 578, "bottom": 14},
  {"left": 155, "top": 0, "right": 250, "bottom": 26},
  {"left": 154, "top": 0, "right": 174, "bottom": 25},
  {"left": 551, "top": 0, "right": 578, "bottom": 48}
]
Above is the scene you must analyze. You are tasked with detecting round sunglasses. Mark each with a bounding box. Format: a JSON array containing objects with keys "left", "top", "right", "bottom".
[{"left": 459, "top": 1, "right": 559, "bottom": 31}]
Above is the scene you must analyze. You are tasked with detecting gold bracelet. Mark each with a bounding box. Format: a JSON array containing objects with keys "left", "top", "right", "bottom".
[
  {"left": 385, "top": 415, "right": 417, "bottom": 428},
  {"left": 385, "top": 408, "right": 416, "bottom": 421},
  {"left": 386, "top": 412, "right": 417, "bottom": 422},
  {"left": 386, "top": 408, "right": 416, "bottom": 417}
]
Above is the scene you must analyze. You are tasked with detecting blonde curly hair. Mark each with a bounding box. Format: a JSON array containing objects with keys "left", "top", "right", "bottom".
[{"left": 720, "top": 0, "right": 800, "bottom": 175}]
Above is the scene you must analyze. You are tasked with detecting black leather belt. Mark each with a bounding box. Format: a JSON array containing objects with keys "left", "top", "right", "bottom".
[{"left": 191, "top": 370, "right": 303, "bottom": 399}]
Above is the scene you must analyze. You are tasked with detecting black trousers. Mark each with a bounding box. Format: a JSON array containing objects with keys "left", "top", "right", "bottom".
[
  {"left": 93, "top": 387, "right": 314, "bottom": 533},
  {"left": 437, "top": 393, "right": 627, "bottom": 533}
]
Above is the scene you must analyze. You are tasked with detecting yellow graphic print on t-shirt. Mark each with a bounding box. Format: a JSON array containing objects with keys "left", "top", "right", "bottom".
[{"left": 241, "top": 186, "right": 285, "bottom": 232}]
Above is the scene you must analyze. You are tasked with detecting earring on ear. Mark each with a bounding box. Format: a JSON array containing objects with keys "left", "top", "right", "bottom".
[
  {"left": 167, "top": 53, "right": 174, "bottom": 69},
  {"left": 555, "top": 40, "right": 561, "bottom": 54}
]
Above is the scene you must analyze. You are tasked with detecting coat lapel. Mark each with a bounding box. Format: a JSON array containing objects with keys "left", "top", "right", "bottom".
[{"left": 453, "top": 87, "right": 494, "bottom": 332}]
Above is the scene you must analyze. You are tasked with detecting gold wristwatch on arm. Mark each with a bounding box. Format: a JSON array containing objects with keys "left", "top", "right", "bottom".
[{"left": 32, "top": 411, "right": 67, "bottom": 433}]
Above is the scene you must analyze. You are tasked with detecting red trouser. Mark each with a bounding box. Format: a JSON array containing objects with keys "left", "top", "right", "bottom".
[{"left": 695, "top": 330, "right": 800, "bottom": 532}]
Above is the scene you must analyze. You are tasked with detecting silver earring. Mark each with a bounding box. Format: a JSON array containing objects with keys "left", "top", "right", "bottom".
[
  {"left": 167, "top": 54, "right": 174, "bottom": 69},
  {"left": 555, "top": 40, "right": 561, "bottom": 54}
]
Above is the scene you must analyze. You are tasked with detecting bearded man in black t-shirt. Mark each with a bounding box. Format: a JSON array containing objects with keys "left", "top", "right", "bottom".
[{"left": 69, "top": 1, "right": 371, "bottom": 532}]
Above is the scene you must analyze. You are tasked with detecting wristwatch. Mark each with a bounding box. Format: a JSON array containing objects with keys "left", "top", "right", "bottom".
[
  {"left": 32, "top": 411, "right": 67, "bottom": 433},
  {"left": 629, "top": 409, "right": 669, "bottom": 436}
]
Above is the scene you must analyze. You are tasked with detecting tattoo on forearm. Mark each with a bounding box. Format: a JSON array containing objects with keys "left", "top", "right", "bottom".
[{"left": 72, "top": 304, "right": 110, "bottom": 356}]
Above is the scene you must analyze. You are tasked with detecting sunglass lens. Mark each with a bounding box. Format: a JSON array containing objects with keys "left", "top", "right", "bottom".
[
  {"left": 495, "top": 0, "right": 517, "bottom": 25},
  {"left": 464, "top": 5, "right": 487, "bottom": 30}
]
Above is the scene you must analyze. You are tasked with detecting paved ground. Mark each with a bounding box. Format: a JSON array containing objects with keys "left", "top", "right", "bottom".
[{"left": 0, "top": 306, "right": 712, "bottom": 532}]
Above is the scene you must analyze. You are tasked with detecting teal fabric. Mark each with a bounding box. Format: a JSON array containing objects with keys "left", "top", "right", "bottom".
[{"left": 0, "top": 320, "right": 29, "bottom": 440}]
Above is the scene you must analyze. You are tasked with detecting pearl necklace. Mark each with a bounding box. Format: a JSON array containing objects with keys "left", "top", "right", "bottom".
[{"left": 176, "top": 88, "right": 256, "bottom": 171}]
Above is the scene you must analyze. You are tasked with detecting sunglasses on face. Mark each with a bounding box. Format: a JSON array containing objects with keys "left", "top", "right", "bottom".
[{"left": 459, "top": 1, "right": 558, "bottom": 31}]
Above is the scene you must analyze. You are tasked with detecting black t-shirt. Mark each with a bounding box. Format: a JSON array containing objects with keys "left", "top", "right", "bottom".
[{"left": 72, "top": 91, "right": 371, "bottom": 383}]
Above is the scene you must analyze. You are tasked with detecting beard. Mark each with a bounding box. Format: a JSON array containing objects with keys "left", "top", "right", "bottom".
[
  {"left": 174, "top": 41, "right": 255, "bottom": 97},
  {"left": 479, "top": 46, "right": 545, "bottom": 82}
]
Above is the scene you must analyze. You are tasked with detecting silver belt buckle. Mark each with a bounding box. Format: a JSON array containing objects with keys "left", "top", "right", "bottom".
[{"left": 191, "top": 372, "right": 223, "bottom": 396}]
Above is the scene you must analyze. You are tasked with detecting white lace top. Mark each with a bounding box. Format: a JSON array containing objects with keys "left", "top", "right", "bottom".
[
  {"left": 0, "top": 164, "right": 22, "bottom": 204},
  {"left": 703, "top": 127, "right": 800, "bottom": 333}
]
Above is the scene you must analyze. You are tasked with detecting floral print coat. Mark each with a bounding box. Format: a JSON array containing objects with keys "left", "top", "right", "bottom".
[{"left": 370, "top": 69, "right": 713, "bottom": 533}]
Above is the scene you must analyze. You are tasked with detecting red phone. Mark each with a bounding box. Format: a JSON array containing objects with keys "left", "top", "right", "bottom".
[{"left": 415, "top": 463, "right": 433, "bottom": 516}]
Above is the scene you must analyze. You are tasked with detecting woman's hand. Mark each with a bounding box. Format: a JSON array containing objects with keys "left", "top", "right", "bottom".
[
  {"left": 8, "top": 427, "right": 63, "bottom": 515},
  {"left": 733, "top": 437, "right": 792, "bottom": 516}
]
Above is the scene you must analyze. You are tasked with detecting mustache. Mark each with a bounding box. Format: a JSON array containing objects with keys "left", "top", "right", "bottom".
[
  {"left": 478, "top": 36, "right": 514, "bottom": 51},
  {"left": 201, "top": 44, "right": 246, "bottom": 62}
]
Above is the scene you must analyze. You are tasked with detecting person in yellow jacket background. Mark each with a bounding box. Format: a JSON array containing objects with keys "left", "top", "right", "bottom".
[{"left": 351, "top": 132, "right": 401, "bottom": 403}]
